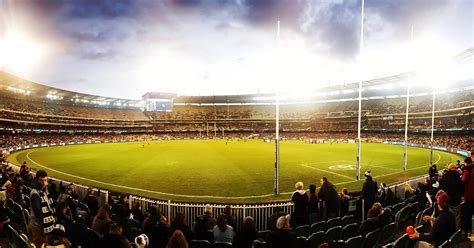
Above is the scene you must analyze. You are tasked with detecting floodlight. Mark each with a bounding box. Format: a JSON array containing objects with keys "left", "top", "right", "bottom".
[{"left": 0, "top": 32, "right": 44, "bottom": 74}]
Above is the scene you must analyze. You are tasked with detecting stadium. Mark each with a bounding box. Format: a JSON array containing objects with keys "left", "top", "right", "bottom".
[{"left": 0, "top": 1, "right": 473, "bottom": 248}]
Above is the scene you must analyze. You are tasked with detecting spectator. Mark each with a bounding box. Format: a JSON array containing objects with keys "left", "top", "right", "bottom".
[
  {"left": 170, "top": 212, "right": 192, "bottom": 242},
  {"left": 55, "top": 201, "right": 73, "bottom": 230},
  {"left": 307, "top": 184, "right": 319, "bottom": 224},
  {"left": 223, "top": 205, "right": 235, "bottom": 229},
  {"left": 42, "top": 224, "right": 72, "bottom": 248},
  {"left": 372, "top": 202, "right": 391, "bottom": 228},
  {"left": 82, "top": 187, "right": 99, "bottom": 217},
  {"left": 266, "top": 215, "right": 296, "bottom": 248},
  {"left": 404, "top": 183, "right": 415, "bottom": 199},
  {"left": 429, "top": 164, "right": 439, "bottom": 180},
  {"left": 267, "top": 207, "right": 287, "bottom": 232},
  {"left": 461, "top": 156, "right": 474, "bottom": 237},
  {"left": 233, "top": 216, "right": 258, "bottom": 248},
  {"left": 361, "top": 171, "right": 378, "bottom": 219},
  {"left": 318, "top": 177, "right": 340, "bottom": 219},
  {"left": 48, "top": 183, "right": 60, "bottom": 201},
  {"left": 408, "top": 192, "right": 456, "bottom": 247},
  {"left": 92, "top": 204, "right": 112, "bottom": 235},
  {"left": 134, "top": 234, "right": 149, "bottom": 248},
  {"left": 112, "top": 194, "right": 130, "bottom": 220},
  {"left": 439, "top": 163, "right": 463, "bottom": 229},
  {"left": 358, "top": 208, "right": 379, "bottom": 236},
  {"left": 98, "top": 221, "right": 131, "bottom": 248},
  {"left": 213, "top": 214, "right": 234, "bottom": 243},
  {"left": 166, "top": 230, "right": 188, "bottom": 248},
  {"left": 130, "top": 201, "right": 145, "bottom": 225},
  {"left": 142, "top": 206, "right": 170, "bottom": 248},
  {"left": 340, "top": 188, "right": 351, "bottom": 216},
  {"left": 291, "top": 181, "right": 307, "bottom": 227},
  {"left": 28, "top": 170, "right": 56, "bottom": 248},
  {"left": 19, "top": 161, "right": 29, "bottom": 181}
]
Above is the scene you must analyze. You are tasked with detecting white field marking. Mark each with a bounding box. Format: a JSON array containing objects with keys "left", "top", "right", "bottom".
[
  {"left": 373, "top": 152, "right": 443, "bottom": 179},
  {"left": 300, "top": 163, "right": 357, "bottom": 181}
]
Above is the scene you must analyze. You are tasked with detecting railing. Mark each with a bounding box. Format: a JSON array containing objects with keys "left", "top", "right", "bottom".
[{"left": 128, "top": 196, "right": 294, "bottom": 232}]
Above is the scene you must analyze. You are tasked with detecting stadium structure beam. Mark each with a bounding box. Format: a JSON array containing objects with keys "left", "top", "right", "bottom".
[
  {"left": 356, "top": 0, "right": 365, "bottom": 181},
  {"left": 429, "top": 90, "right": 436, "bottom": 165},
  {"left": 403, "top": 85, "right": 410, "bottom": 171},
  {"left": 274, "top": 20, "right": 280, "bottom": 195}
]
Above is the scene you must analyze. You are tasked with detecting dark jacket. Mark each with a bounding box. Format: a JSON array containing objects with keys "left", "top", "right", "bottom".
[
  {"left": 291, "top": 190, "right": 308, "bottom": 218},
  {"left": 362, "top": 177, "right": 378, "bottom": 207},
  {"left": 266, "top": 229, "right": 296, "bottom": 248},
  {"left": 439, "top": 170, "right": 463, "bottom": 206},
  {"left": 307, "top": 193, "right": 319, "bottom": 214},
  {"left": 418, "top": 209, "right": 456, "bottom": 246},
  {"left": 358, "top": 217, "right": 379, "bottom": 236},
  {"left": 99, "top": 233, "right": 131, "bottom": 248},
  {"left": 318, "top": 181, "right": 340, "bottom": 213},
  {"left": 461, "top": 163, "right": 474, "bottom": 200},
  {"left": 233, "top": 229, "right": 258, "bottom": 248}
]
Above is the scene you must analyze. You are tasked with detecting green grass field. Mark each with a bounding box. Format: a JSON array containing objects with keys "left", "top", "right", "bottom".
[{"left": 7, "top": 140, "right": 462, "bottom": 202}]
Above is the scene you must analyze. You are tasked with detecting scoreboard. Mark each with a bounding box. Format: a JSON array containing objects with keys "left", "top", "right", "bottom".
[{"left": 142, "top": 92, "right": 177, "bottom": 112}]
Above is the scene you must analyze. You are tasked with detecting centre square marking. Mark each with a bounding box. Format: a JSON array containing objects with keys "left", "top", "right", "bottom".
[{"left": 328, "top": 164, "right": 357, "bottom": 171}]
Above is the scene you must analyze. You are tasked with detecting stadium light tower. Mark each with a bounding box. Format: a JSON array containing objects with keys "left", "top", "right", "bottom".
[
  {"left": 274, "top": 20, "right": 281, "bottom": 195},
  {"left": 356, "top": 0, "right": 365, "bottom": 181}
]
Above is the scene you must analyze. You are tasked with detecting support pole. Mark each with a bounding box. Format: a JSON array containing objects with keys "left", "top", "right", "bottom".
[
  {"left": 403, "top": 86, "right": 410, "bottom": 171},
  {"left": 430, "top": 90, "right": 436, "bottom": 165},
  {"left": 274, "top": 20, "right": 280, "bottom": 195},
  {"left": 356, "top": 0, "right": 365, "bottom": 181}
]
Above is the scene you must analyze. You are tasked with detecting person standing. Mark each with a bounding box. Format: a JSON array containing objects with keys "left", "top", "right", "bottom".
[
  {"left": 291, "top": 182, "right": 307, "bottom": 227},
  {"left": 361, "top": 171, "right": 378, "bottom": 219},
  {"left": 439, "top": 163, "right": 463, "bottom": 229},
  {"left": 461, "top": 157, "right": 474, "bottom": 238},
  {"left": 307, "top": 184, "right": 319, "bottom": 224},
  {"left": 318, "top": 177, "right": 340, "bottom": 219},
  {"left": 28, "top": 170, "right": 56, "bottom": 248}
]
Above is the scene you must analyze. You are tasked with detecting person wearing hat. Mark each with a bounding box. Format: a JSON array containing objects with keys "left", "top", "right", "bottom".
[
  {"left": 265, "top": 215, "right": 296, "bottom": 248},
  {"left": 461, "top": 156, "right": 474, "bottom": 237},
  {"left": 99, "top": 221, "right": 131, "bottom": 248},
  {"left": 42, "top": 224, "right": 72, "bottom": 248},
  {"left": 361, "top": 171, "right": 378, "bottom": 219},
  {"left": 408, "top": 192, "right": 456, "bottom": 247},
  {"left": 439, "top": 163, "right": 463, "bottom": 229}
]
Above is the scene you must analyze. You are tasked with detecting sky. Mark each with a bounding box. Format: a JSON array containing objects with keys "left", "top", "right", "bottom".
[{"left": 0, "top": 0, "right": 472, "bottom": 99}]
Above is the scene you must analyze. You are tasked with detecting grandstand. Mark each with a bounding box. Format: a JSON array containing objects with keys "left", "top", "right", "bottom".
[{"left": 0, "top": 0, "right": 473, "bottom": 246}]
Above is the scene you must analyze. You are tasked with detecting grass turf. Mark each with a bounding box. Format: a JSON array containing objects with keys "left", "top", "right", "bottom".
[{"left": 7, "top": 140, "right": 462, "bottom": 202}]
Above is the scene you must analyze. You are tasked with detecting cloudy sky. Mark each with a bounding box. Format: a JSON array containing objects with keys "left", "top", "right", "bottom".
[{"left": 0, "top": 0, "right": 472, "bottom": 99}]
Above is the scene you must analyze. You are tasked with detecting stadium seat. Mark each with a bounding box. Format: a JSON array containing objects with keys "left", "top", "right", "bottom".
[
  {"left": 344, "top": 235, "right": 364, "bottom": 248},
  {"left": 392, "top": 233, "right": 410, "bottom": 248},
  {"left": 326, "top": 217, "right": 342, "bottom": 229},
  {"left": 307, "top": 231, "right": 325, "bottom": 248},
  {"left": 85, "top": 228, "right": 101, "bottom": 248},
  {"left": 438, "top": 240, "right": 450, "bottom": 248},
  {"left": 211, "top": 242, "right": 232, "bottom": 248},
  {"left": 395, "top": 206, "right": 410, "bottom": 228},
  {"left": 257, "top": 230, "right": 270, "bottom": 239},
  {"left": 342, "top": 223, "right": 358, "bottom": 241},
  {"left": 448, "top": 229, "right": 462, "bottom": 248},
  {"left": 415, "top": 225, "right": 424, "bottom": 234},
  {"left": 295, "top": 225, "right": 310, "bottom": 238},
  {"left": 364, "top": 228, "right": 381, "bottom": 248},
  {"left": 78, "top": 202, "right": 91, "bottom": 216},
  {"left": 408, "top": 202, "right": 419, "bottom": 220},
  {"left": 18, "top": 233, "right": 34, "bottom": 248},
  {"left": 392, "top": 203, "right": 404, "bottom": 213},
  {"left": 310, "top": 221, "right": 326, "bottom": 234},
  {"left": 341, "top": 215, "right": 355, "bottom": 226},
  {"left": 6, "top": 224, "right": 20, "bottom": 248},
  {"left": 252, "top": 239, "right": 267, "bottom": 248},
  {"left": 190, "top": 240, "right": 212, "bottom": 248},
  {"left": 414, "top": 212, "right": 423, "bottom": 226},
  {"left": 378, "top": 222, "right": 396, "bottom": 246},
  {"left": 325, "top": 226, "right": 342, "bottom": 242},
  {"left": 292, "top": 236, "right": 307, "bottom": 248}
]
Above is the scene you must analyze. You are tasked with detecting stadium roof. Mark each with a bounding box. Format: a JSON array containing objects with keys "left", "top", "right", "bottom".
[{"left": 0, "top": 47, "right": 472, "bottom": 107}]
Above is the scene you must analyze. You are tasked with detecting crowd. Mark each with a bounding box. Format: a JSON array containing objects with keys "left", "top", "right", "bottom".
[
  {"left": 0, "top": 147, "right": 471, "bottom": 247},
  {"left": 1, "top": 132, "right": 472, "bottom": 152}
]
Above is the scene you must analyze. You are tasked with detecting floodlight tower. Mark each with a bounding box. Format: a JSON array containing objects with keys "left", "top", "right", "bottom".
[
  {"left": 274, "top": 20, "right": 281, "bottom": 195},
  {"left": 356, "top": 0, "right": 365, "bottom": 181}
]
